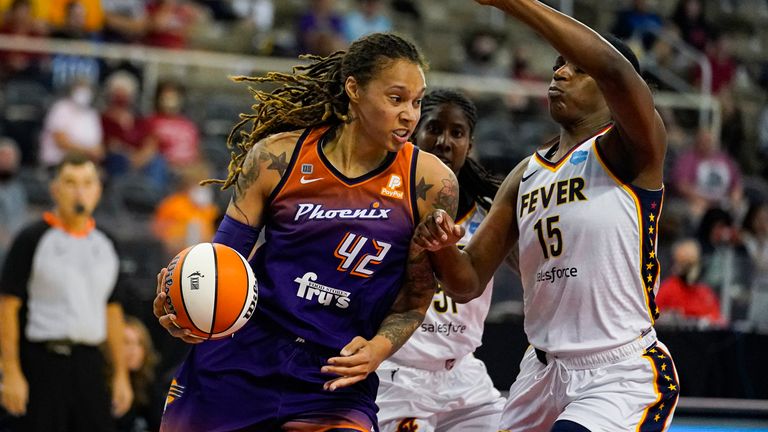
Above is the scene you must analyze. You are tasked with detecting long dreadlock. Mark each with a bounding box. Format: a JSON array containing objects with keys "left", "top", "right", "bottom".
[
  {"left": 206, "top": 33, "right": 425, "bottom": 190},
  {"left": 417, "top": 89, "right": 503, "bottom": 213}
]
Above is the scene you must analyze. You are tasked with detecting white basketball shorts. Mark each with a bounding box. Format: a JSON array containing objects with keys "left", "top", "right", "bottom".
[
  {"left": 500, "top": 332, "right": 680, "bottom": 432},
  {"left": 376, "top": 354, "right": 506, "bottom": 432}
]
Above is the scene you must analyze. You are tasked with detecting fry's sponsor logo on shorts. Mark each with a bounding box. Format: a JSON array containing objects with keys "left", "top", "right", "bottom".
[
  {"left": 294, "top": 272, "right": 350, "bottom": 309},
  {"left": 294, "top": 203, "right": 390, "bottom": 221},
  {"left": 420, "top": 321, "right": 467, "bottom": 336},
  {"left": 536, "top": 265, "right": 579, "bottom": 283}
]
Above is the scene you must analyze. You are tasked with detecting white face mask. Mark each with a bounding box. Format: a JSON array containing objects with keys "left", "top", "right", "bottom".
[
  {"left": 72, "top": 87, "right": 93, "bottom": 107},
  {"left": 188, "top": 185, "right": 213, "bottom": 207}
]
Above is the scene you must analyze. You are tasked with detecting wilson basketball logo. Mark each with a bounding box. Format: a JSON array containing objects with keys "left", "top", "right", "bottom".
[{"left": 381, "top": 174, "right": 404, "bottom": 199}]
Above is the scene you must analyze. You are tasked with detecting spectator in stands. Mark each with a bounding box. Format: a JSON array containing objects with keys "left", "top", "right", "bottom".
[
  {"left": 39, "top": 78, "right": 104, "bottom": 169},
  {"left": 152, "top": 162, "right": 219, "bottom": 257},
  {"left": 460, "top": 29, "right": 507, "bottom": 78},
  {"left": 0, "top": 139, "right": 28, "bottom": 269},
  {"left": 717, "top": 87, "right": 751, "bottom": 173},
  {"left": 102, "top": 0, "right": 147, "bottom": 43},
  {"left": 232, "top": 0, "right": 273, "bottom": 30},
  {"left": 0, "top": 152, "right": 132, "bottom": 432},
  {"left": 227, "top": 0, "right": 274, "bottom": 54},
  {"left": 342, "top": 0, "right": 391, "bottom": 43},
  {"left": 139, "top": 80, "right": 200, "bottom": 170},
  {"left": 694, "top": 30, "right": 738, "bottom": 95},
  {"left": 656, "top": 238, "right": 726, "bottom": 327},
  {"left": 671, "top": 128, "right": 744, "bottom": 223},
  {"left": 610, "top": 0, "right": 663, "bottom": 51},
  {"left": 47, "top": 0, "right": 103, "bottom": 34},
  {"left": 696, "top": 206, "right": 751, "bottom": 320},
  {"left": 101, "top": 71, "right": 168, "bottom": 191},
  {"left": 116, "top": 315, "right": 163, "bottom": 432},
  {"left": 143, "top": 0, "right": 204, "bottom": 49},
  {"left": 0, "top": 0, "right": 48, "bottom": 80},
  {"left": 671, "top": 0, "right": 711, "bottom": 52},
  {"left": 49, "top": 1, "right": 102, "bottom": 90},
  {"left": 297, "top": 0, "right": 346, "bottom": 56},
  {"left": 742, "top": 201, "right": 768, "bottom": 332}
]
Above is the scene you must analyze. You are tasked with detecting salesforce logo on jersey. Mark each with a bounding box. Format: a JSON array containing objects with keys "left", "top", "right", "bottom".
[
  {"left": 536, "top": 265, "right": 579, "bottom": 283},
  {"left": 294, "top": 272, "right": 350, "bottom": 309},
  {"left": 294, "top": 203, "right": 390, "bottom": 221}
]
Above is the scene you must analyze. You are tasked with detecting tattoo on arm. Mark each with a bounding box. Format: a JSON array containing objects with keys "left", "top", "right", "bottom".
[
  {"left": 415, "top": 177, "right": 433, "bottom": 201},
  {"left": 377, "top": 250, "right": 436, "bottom": 353},
  {"left": 434, "top": 178, "right": 459, "bottom": 217},
  {"left": 263, "top": 151, "right": 288, "bottom": 176},
  {"left": 234, "top": 148, "right": 262, "bottom": 205},
  {"left": 233, "top": 147, "right": 289, "bottom": 221}
]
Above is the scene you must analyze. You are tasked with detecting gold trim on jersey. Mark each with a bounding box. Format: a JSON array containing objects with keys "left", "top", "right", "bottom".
[
  {"left": 533, "top": 124, "right": 613, "bottom": 172},
  {"left": 593, "top": 143, "right": 660, "bottom": 324}
]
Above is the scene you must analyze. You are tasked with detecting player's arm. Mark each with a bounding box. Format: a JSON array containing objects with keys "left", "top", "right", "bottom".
[
  {"left": 321, "top": 153, "right": 458, "bottom": 391},
  {"left": 414, "top": 157, "right": 528, "bottom": 303},
  {"left": 106, "top": 303, "right": 132, "bottom": 417},
  {"left": 152, "top": 131, "right": 300, "bottom": 343},
  {"left": 478, "top": 0, "right": 665, "bottom": 187},
  {"left": 371, "top": 153, "right": 460, "bottom": 353},
  {"left": 0, "top": 294, "right": 26, "bottom": 416}
]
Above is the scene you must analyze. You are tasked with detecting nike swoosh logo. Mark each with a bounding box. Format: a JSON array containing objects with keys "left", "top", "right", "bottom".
[
  {"left": 300, "top": 176, "right": 323, "bottom": 184},
  {"left": 521, "top": 170, "right": 538, "bottom": 182}
]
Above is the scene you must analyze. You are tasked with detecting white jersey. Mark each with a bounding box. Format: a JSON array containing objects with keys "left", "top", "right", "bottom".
[
  {"left": 517, "top": 126, "right": 662, "bottom": 354},
  {"left": 391, "top": 204, "right": 494, "bottom": 365}
]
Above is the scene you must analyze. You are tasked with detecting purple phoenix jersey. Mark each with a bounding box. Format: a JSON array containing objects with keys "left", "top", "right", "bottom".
[{"left": 160, "top": 127, "right": 420, "bottom": 432}]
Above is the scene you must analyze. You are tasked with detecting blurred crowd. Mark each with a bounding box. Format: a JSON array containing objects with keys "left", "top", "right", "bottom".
[{"left": 1, "top": 2, "right": 768, "bottom": 429}]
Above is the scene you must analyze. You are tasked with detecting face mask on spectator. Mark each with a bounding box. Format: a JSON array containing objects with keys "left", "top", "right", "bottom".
[
  {"left": 110, "top": 92, "right": 133, "bottom": 108},
  {"left": 72, "top": 87, "right": 93, "bottom": 107},
  {"left": 678, "top": 263, "right": 701, "bottom": 286}
]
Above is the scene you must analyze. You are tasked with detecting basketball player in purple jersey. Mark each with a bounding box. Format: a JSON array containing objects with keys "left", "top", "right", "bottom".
[
  {"left": 414, "top": 1, "right": 679, "bottom": 431},
  {"left": 151, "top": 33, "right": 457, "bottom": 432}
]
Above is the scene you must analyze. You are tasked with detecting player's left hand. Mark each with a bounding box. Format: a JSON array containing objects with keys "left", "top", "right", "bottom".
[{"left": 321, "top": 336, "right": 389, "bottom": 391}]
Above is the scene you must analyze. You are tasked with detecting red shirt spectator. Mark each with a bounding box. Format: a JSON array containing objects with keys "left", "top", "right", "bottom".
[
  {"left": 139, "top": 114, "right": 199, "bottom": 166},
  {"left": 657, "top": 275, "right": 724, "bottom": 324},
  {"left": 0, "top": 0, "right": 48, "bottom": 77},
  {"left": 656, "top": 238, "right": 725, "bottom": 325},
  {"left": 144, "top": 0, "right": 200, "bottom": 49}
]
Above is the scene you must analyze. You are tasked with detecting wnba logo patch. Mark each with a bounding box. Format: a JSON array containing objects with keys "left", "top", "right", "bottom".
[
  {"left": 381, "top": 174, "right": 404, "bottom": 199},
  {"left": 570, "top": 150, "right": 588, "bottom": 165},
  {"left": 396, "top": 419, "right": 419, "bottom": 431},
  {"left": 187, "top": 271, "right": 204, "bottom": 290}
]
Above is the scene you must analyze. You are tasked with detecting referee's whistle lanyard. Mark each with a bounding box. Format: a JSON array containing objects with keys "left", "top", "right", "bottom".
[{"left": 534, "top": 356, "right": 571, "bottom": 397}]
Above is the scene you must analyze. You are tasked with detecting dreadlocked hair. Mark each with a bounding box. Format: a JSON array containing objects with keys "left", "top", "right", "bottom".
[
  {"left": 418, "top": 88, "right": 502, "bottom": 212},
  {"left": 208, "top": 32, "right": 425, "bottom": 190}
]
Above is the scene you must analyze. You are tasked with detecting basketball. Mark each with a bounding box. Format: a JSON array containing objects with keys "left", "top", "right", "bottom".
[{"left": 163, "top": 243, "right": 258, "bottom": 340}]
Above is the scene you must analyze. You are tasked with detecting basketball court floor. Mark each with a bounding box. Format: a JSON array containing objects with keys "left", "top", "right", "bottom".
[{"left": 670, "top": 417, "right": 768, "bottom": 431}]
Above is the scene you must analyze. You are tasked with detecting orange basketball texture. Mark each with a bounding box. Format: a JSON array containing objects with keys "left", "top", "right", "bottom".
[{"left": 163, "top": 243, "right": 258, "bottom": 340}]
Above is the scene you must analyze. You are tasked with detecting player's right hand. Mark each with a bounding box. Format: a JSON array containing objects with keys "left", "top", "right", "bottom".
[
  {"left": 413, "top": 209, "right": 465, "bottom": 251},
  {"left": 153, "top": 268, "right": 204, "bottom": 344},
  {"left": 0, "top": 368, "right": 28, "bottom": 416}
]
